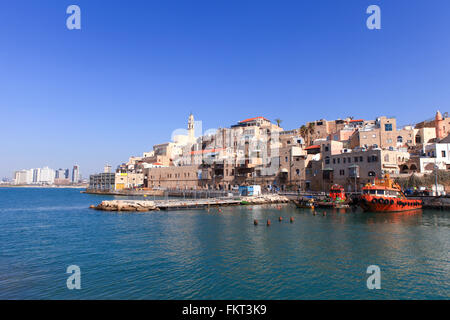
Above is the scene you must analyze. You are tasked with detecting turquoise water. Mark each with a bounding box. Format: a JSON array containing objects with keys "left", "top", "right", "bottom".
[{"left": 0, "top": 188, "right": 448, "bottom": 299}]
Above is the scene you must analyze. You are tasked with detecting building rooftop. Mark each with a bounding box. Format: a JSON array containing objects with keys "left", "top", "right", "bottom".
[
  {"left": 238, "top": 117, "right": 270, "bottom": 123},
  {"left": 304, "top": 145, "right": 320, "bottom": 150}
]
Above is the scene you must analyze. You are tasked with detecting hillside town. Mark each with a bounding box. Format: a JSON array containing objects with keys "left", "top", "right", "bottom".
[{"left": 88, "top": 111, "right": 450, "bottom": 194}]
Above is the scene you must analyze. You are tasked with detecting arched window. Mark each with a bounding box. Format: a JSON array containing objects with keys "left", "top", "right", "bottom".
[
  {"left": 325, "top": 156, "right": 330, "bottom": 164},
  {"left": 410, "top": 164, "right": 417, "bottom": 171},
  {"left": 397, "top": 136, "right": 403, "bottom": 143}
]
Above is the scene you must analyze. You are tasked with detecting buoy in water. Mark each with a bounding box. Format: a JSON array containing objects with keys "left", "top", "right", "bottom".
[
  {"left": 218, "top": 209, "right": 222, "bottom": 213},
  {"left": 279, "top": 216, "right": 283, "bottom": 222},
  {"left": 254, "top": 219, "right": 258, "bottom": 225},
  {"left": 267, "top": 219, "right": 271, "bottom": 226},
  {"left": 323, "top": 211, "right": 327, "bottom": 216},
  {"left": 290, "top": 217, "right": 294, "bottom": 223}
]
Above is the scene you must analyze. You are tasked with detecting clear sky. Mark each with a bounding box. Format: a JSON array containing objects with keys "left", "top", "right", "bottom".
[{"left": 1, "top": 0, "right": 450, "bottom": 178}]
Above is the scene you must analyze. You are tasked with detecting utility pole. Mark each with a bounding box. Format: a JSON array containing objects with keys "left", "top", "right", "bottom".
[
  {"left": 289, "top": 147, "right": 292, "bottom": 187},
  {"left": 434, "top": 159, "right": 439, "bottom": 196}
]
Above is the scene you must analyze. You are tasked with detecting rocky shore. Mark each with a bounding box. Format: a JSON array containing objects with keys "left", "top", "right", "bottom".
[
  {"left": 91, "top": 200, "right": 159, "bottom": 212},
  {"left": 240, "top": 194, "right": 290, "bottom": 205},
  {"left": 91, "top": 194, "right": 291, "bottom": 211}
]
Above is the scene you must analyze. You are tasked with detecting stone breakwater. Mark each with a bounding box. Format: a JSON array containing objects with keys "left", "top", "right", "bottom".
[
  {"left": 91, "top": 194, "right": 290, "bottom": 212},
  {"left": 240, "top": 194, "right": 290, "bottom": 205},
  {"left": 91, "top": 200, "right": 159, "bottom": 212}
]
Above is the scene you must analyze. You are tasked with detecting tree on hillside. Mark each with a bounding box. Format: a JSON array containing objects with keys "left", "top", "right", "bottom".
[
  {"left": 307, "top": 123, "right": 316, "bottom": 145},
  {"left": 300, "top": 125, "right": 308, "bottom": 145}
]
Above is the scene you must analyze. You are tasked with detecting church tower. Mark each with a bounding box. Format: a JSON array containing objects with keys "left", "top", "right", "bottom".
[
  {"left": 188, "top": 113, "right": 195, "bottom": 142},
  {"left": 435, "top": 110, "right": 445, "bottom": 140}
]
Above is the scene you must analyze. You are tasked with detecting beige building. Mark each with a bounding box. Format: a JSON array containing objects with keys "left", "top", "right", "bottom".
[
  {"left": 349, "top": 116, "right": 415, "bottom": 150},
  {"left": 144, "top": 165, "right": 200, "bottom": 189},
  {"left": 114, "top": 172, "right": 144, "bottom": 190},
  {"left": 320, "top": 149, "right": 409, "bottom": 192}
]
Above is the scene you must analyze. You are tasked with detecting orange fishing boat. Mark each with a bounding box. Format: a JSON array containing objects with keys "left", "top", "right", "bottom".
[
  {"left": 329, "top": 184, "right": 346, "bottom": 202},
  {"left": 359, "top": 174, "right": 422, "bottom": 212}
]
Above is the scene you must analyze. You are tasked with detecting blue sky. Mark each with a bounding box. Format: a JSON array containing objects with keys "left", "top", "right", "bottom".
[{"left": 1, "top": 0, "right": 450, "bottom": 178}]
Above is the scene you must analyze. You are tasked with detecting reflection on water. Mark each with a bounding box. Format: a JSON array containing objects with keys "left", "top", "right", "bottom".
[{"left": 0, "top": 188, "right": 448, "bottom": 299}]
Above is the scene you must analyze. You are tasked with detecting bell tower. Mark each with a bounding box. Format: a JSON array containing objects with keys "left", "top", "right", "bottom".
[
  {"left": 188, "top": 113, "right": 195, "bottom": 142},
  {"left": 435, "top": 110, "right": 444, "bottom": 140}
]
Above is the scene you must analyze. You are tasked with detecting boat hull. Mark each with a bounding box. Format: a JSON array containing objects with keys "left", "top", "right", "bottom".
[{"left": 359, "top": 196, "right": 422, "bottom": 212}]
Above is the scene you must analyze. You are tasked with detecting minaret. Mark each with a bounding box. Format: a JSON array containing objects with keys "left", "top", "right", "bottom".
[
  {"left": 188, "top": 113, "right": 195, "bottom": 142},
  {"left": 435, "top": 110, "right": 444, "bottom": 140}
]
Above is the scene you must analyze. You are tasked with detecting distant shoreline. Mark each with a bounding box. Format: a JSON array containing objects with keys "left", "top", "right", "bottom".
[{"left": 0, "top": 185, "right": 87, "bottom": 189}]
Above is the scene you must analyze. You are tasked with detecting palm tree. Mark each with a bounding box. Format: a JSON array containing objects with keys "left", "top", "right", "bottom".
[
  {"left": 299, "top": 125, "right": 308, "bottom": 145},
  {"left": 307, "top": 123, "right": 315, "bottom": 145},
  {"left": 274, "top": 118, "right": 282, "bottom": 127}
]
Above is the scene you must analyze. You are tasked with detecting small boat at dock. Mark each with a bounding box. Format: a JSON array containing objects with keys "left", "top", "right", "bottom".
[{"left": 293, "top": 197, "right": 315, "bottom": 208}]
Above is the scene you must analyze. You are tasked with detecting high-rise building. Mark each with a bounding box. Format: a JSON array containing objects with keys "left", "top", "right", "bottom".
[
  {"left": 55, "top": 168, "right": 66, "bottom": 179},
  {"left": 32, "top": 168, "right": 41, "bottom": 183},
  {"left": 64, "top": 169, "right": 70, "bottom": 179},
  {"left": 72, "top": 165, "right": 80, "bottom": 183},
  {"left": 14, "top": 169, "right": 33, "bottom": 185},
  {"left": 39, "top": 167, "right": 55, "bottom": 184}
]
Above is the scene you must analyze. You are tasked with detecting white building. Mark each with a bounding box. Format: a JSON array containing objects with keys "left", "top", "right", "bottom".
[
  {"left": 39, "top": 167, "right": 55, "bottom": 184},
  {"left": 420, "top": 142, "right": 450, "bottom": 173},
  {"left": 14, "top": 169, "right": 33, "bottom": 184}
]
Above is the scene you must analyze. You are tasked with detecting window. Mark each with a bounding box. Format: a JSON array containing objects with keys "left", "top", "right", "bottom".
[
  {"left": 385, "top": 123, "right": 393, "bottom": 131},
  {"left": 325, "top": 156, "right": 330, "bottom": 164},
  {"left": 343, "top": 158, "right": 346, "bottom": 163},
  {"left": 354, "top": 157, "right": 358, "bottom": 162},
  {"left": 339, "top": 169, "right": 345, "bottom": 176},
  {"left": 324, "top": 145, "right": 329, "bottom": 152},
  {"left": 359, "top": 156, "right": 363, "bottom": 162},
  {"left": 337, "top": 158, "right": 340, "bottom": 164},
  {"left": 348, "top": 157, "right": 351, "bottom": 163},
  {"left": 397, "top": 136, "right": 403, "bottom": 143},
  {"left": 296, "top": 169, "right": 300, "bottom": 175},
  {"left": 287, "top": 141, "right": 291, "bottom": 144},
  {"left": 384, "top": 155, "right": 389, "bottom": 162},
  {"left": 387, "top": 139, "right": 392, "bottom": 143},
  {"left": 333, "top": 158, "right": 336, "bottom": 164},
  {"left": 442, "top": 150, "right": 446, "bottom": 158},
  {"left": 285, "top": 157, "right": 288, "bottom": 162}
]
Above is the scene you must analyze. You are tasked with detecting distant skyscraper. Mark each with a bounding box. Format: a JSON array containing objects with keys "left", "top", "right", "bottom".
[
  {"left": 72, "top": 165, "right": 80, "bottom": 183},
  {"left": 56, "top": 168, "right": 66, "bottom": 179},
  {"left": 14, "top": 169, "right": 33, "bottom": 185},
  {"left": 39, "top": 167, "right": 55, "bottom": 184},
  {"left": 32, "top": 168, "right": 41, "bottom": 183},
  {"left": 64, "top": 169, "right": 70, "bottom": 179}
]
